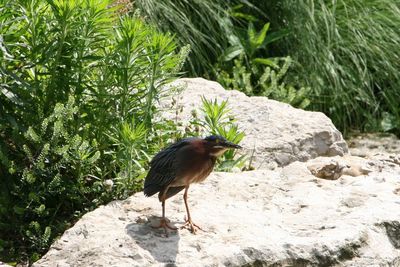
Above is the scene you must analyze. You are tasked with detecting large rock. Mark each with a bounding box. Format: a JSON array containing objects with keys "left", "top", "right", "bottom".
[
  {"left": 159, "top": 78, "right": 348, "bottom": 169},
  {"left": 34, "top": 155, "right": 400, "bottom": 267}
]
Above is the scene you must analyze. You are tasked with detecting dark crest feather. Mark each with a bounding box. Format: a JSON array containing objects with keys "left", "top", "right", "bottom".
[{"left": 204, "top": 135, "right": 226, "bottom": 142}]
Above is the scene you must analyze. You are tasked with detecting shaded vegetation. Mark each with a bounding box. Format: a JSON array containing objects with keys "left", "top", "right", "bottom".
[
  {"left": 241, "top": 0, "right": 400, "bottom": 135},
  {"left": 133, "top": 0, "right": 233, "bottom": 76}
]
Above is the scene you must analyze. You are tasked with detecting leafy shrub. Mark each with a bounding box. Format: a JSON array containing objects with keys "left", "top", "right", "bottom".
[
  {"left": 220, "top": 20, "right": 280, "bottom": 70},
  {"left": 217, "top": 55, "right": 311, "bottom": 109},
  {"left": 0, "top": 0, "right": 185, "bottom": 263},
  {"left": 214, "top": 10, "right": 310, "bottom": 109},
  {"left": 186, "top": 97, "right": 246, "bottom": 171}
]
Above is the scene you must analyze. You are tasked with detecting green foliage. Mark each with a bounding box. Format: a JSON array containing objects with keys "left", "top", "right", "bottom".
[
  {"left": 133, "top": 0, "right": 233, "bottom": 76},
  {"left": 215, "top": 8, "right": 309, "bottom": 109},
  {"left": 217, "top": 55, "right": 311, "bottom": 109},
  {"left": 1, "top": 96, "right": 104, "bottom": 262},
  {"left": 106, "top": 117, "right": 150, "bottom": 198},
  {"left": 0, "top": 0, "right": 185, "bottom": 263},
  {"left": 187, "top": 97, "right": 246, "bottom": 171},
  {"left": 221, "top": 20, "right": 278, "bottom": 68},
  {"left": 131, "top": 0, "right": 309, "bottom": 112},
  {"left": 266, "top": 0, "right": 400, "bottom": 135}
]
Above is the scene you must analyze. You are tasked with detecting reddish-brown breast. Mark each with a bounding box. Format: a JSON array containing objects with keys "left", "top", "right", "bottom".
[{"left": 171, "top": 139, "right": 216, "bottom": 186}]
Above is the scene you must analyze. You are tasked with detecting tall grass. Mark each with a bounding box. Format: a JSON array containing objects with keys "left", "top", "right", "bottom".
[
  {"left": 133, "top": 0, "right": 234, "bottom": 76},
  {"left": 267, "top": 0, "right": 400, "bottom": 135}
]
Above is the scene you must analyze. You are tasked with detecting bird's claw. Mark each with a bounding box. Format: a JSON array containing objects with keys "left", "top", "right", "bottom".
[
  {"left": 180, "top": 219, "right": 203, "bottom": 234},
  {"left": 152, "top": 218, "right": 177, "bottom": 236}
]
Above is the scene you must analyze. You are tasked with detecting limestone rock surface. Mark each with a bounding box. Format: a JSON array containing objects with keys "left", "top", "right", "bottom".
[
  {"left": 34, "top": 156, "right": 400, "bottom": 267},
  {"left": 159, "top": 78, "right": 348, "bottom": 169}
]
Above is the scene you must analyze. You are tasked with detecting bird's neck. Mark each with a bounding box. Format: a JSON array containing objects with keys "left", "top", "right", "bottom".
[
  {"left": 210, "top": 156, "right": 217, "bottom": 165},
  {"left": 209, "top": 148, "right": 228, "bottom": 157}
]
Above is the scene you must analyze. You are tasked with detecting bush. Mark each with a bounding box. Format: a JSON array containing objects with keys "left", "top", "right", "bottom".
[
  {"left": 214, "top": 15, "right": 309, "bottom": 109},
  {"left": 0, "top": 0, "right": 185, "bottom": 263},
  {"left": 217, "top": 55, "right": 311, "bottom": 109}
]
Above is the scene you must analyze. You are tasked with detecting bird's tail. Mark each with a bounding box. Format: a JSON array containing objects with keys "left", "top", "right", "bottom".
[{"left": 143, "top": 184, "right": 161, "bottom": 197}]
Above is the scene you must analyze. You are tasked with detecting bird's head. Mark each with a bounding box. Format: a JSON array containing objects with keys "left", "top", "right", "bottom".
[{"left": 203, "top": 135, "right": 242, "bottom": 157}]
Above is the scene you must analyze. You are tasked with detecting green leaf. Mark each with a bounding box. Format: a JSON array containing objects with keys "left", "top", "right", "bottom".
[
  {"left": 35, "top": 204, "right": 46, "bottom": 215},
  {"left": 222, "top": 45, "right": 243, "bottom": 61},
  {"left": 253, "top": 58, "right": 278, "bottom": 68},
  {"left": 255, "top": 22, "right": 270, "bottom": 47},
  {"left": 247, "top": 22, "right": 256, "bottom": 47},
  {"left": 231, "top": 12, "right": 258, "bottom": 22},
  {"left": 299, "top": 98, "right": 311, "bottom": 109},
  {"left": 261, "top": 29, "right": 289, "bottom": 48}
]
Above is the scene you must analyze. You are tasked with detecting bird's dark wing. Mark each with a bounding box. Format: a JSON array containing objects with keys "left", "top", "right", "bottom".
[{"left": 143, "top": 138, "right": 192, "bottom": 197}]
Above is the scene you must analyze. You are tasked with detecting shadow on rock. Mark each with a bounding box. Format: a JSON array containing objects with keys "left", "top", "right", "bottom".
[{"left": 125, "top": 216, "right": 180, "bottom": 265}]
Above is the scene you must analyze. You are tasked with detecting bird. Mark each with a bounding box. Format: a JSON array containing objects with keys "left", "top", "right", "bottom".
[{"left": 143, "top": 135, "right": 242, "bottom": 234}]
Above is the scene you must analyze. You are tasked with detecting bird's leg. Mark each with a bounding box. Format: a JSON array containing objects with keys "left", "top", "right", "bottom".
[
  {"left": 161, "top": 200, "right": 178, "bottom": 230},
  {"left": 181, "top": 186, "right": 203, "bottom": 234},
  {"left": 152, "top": 200, "right": 177, "bottom": 235}
]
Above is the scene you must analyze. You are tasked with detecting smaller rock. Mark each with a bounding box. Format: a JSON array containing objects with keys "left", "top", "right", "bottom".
[
  {"left": 307, "top": 155, "right": 381, "bottom": 180},
  {"left": 307, "top": 157, "right": 349, "bottom": 180}
]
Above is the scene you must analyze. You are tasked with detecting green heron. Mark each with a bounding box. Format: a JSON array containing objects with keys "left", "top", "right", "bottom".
[{"left": 144, "top": 135, "right": 241, "bottom": 234}]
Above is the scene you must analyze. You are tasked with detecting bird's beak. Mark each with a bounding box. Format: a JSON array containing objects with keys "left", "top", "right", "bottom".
[{"left": 222, "top": 140, "right": 242, "bottom": 149}]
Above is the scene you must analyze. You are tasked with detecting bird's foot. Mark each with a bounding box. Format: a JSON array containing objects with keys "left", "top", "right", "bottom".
[
  {"left": 152, "top": 218, "right": 177, "bottom": 236},
  {"left": 181, "top": 218, "right": 203, "bottom": 234}
]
